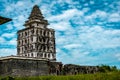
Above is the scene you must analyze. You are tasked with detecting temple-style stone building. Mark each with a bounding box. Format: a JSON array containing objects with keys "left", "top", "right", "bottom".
[
  {"left": 17, "top": 5, "right": 56, "bottom": 61},
  {"left": 0, "top": 5, "right": 62, "bottom": 76}
]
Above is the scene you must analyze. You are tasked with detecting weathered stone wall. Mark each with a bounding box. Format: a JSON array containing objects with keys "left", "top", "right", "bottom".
[
  {"left": 49, "top": 61, "right": 62, "bottom": 75},
  {"left": 0, "top": 57, "right": 62, "bottom": 77},
  {"left": 0, "top": 57, "right": 100, "bottom": 76},
  {"left": 0, "top": 58, "right": 49, "bottom": 76},
  {"left": 63, "top": 64, "right": 99, "bottom": 75}
]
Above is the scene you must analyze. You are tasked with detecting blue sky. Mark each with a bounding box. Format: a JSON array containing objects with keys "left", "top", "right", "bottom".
[{"left": 0, "top": 0, "right": 120, "bottom": 68}]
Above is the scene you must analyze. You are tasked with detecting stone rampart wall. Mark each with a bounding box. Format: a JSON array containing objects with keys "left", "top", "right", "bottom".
[
  {"left": 63, "top": 64, "right": 99, "bottom": 75},
  {"left": 0, "top": 57, "right": 99, "bottom": 76}
]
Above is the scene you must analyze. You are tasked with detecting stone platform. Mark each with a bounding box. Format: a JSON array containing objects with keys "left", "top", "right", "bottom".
[{"left": 0, "top": 56, "right": 62, "bottom": 76}]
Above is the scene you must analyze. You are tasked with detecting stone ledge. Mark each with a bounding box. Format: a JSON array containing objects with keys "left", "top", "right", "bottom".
[{"left": 0, "top": 56, "right": 49, "bottom": 61}]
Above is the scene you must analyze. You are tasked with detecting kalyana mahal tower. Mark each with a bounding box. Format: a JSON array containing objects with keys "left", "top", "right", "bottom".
[{"left": 17, "top": 5, "right": 56, "bottom": 61}]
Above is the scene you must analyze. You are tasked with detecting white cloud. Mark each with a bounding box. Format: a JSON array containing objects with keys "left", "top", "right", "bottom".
[
  {"left": 9, "top": 38, "right": 17, "bottom": 45},
  {"left": 1, "top": 32, "right": 16, "bottom": 38},
  {"left": 0, "top": 35, "right": 16, "bottom": 46},
  {"left": 0, "top": 38, "right": 16, "bottom": 46},
  {"left": 49, "top": 21, "right": 72, "bottom": 31},
  {"left": 6, "top": 24, "right": 13, "bottom": 30},
  {"left": 0, "top": 37, "right": 6, "bottom": 43},
  {"left": 82, "top": 8, "right": 90, "bottom": 13},
  {"left": 85, "top": 10, "right": 108, "bottom": 21},
  {"left": 13, "top": 15, "right": 26, "bottom": 29},
  {"left": 56, "top": 25, "right": 120, "bottom": 50},
  {"left": 0, "top": 48, "right": 16, "bottom": 57},
  {"left": 56, "top": 48, "right": 72, "bottom": 63},
  {"left": 90, "top": 1, "right": 94, "bottom": 5},
  {"left": 4, "top": 1, "right": 24, "bottom": 14},
  {"left": 16, "top": 1, "right": 24, "bottom": 6},
  {"left": 5, "top": 6, "right": 12, "bottom": 12},
  {"left": 57, "top": 47, "right": 96, "bottom": 65},
  {"left": 104, "top": 2, "right": 108, "bottom": 6},
  {"left": 56, "top": 25, "right": 120, "bottom": 66},
  {"left": 115, "top": 53, "right": 120, "bottom": 61},
  {"left": 108, "top": 13, "right": 120, "bottom": 22},
  {"left": 78, "top": 26, "right": 120, "bottom": 49},
  {"left": 84, "top": 3, "right": 89, "bottom": 6},
  {"left": 84, "top": 10, "right": 120, "bottom": 23},
  {"left": 48, "top": 8, "right": 84, "bottom": 22},
  {"left": 63, "top": 44, "right": 82, "bottom": 50}
]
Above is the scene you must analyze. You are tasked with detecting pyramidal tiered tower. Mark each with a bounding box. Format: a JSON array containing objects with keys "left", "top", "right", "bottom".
[{"left": 17, "top": 5, "right": 56, "bottom": 61}]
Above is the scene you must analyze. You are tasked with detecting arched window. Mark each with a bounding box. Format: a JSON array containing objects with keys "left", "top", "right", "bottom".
[
  {"left": 28, "top": 54, "right": 29, "bottom": 57},
  {"left": 31, "top": 29, "right": 34, "bottom": 34},
  {"left": 42, "top": 30, "right": 44, "bottom": 36},
  {"left": 31, "top": 53, "right": 33, "bottom": 57},
  {"left": 38, "top": 37, "right": 40, "bottom": 42},
  {"left": 22, "top": 40, "right": 23, "bottom": 45},
  {"left": 25, "top": 54, "right": 27, "bottom": 57},
  {"left": 36, "top": 29, "right": 38, "bottom": 34},
  {"left": 48, "top": 53, "right": 50, "bottom": 58},
  {"left": 43, "top": 45, "right": 45, "bottom": 51},
  {"left": 40, "top": 53, "right": 43, "bottom": 57},
  {"left": 25, "top": 32, "right": 27, "bottom": 36},
  {"left": 40, "top": 30, "right": 42, "bottom": 35},
  {"left": 44, "top": 31, "right": 46, "bottom": 36},
  {"left": 37, "top": 23, "right": 39, "bottom": 26},
  {"left": 52, "top": 54, "right": 54, "bottom": 58},
  {"left": 18, "top": 34, "right": 20, "bottom": 39},
  {"left": 25, "top": 39, "right": 27, "bottom": 43},
  {"left": 37, "top": 53, "right": 39, "bottom": 57},
  {"left": 44, "top": 53, "right": 46, "bottom": 58}
]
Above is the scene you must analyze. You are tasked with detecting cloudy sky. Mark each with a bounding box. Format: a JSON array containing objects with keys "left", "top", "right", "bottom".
[{"left": 0, "top": 0, "right": 120, "bottom": 68}]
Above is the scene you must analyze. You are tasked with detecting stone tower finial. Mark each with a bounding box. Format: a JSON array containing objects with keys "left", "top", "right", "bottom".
[
  {"left": 28, "top": 5, "right": 44, "bottom": 20},
  {"left": 24, "top": 5, "right": 49, "bottom": 26}
]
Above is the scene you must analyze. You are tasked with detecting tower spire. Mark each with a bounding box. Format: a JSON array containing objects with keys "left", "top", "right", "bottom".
[
  {"left": 28, "top": 5, "right": 44, "bottom": 20},
  {"left": 24, "top": 5, "right": 49, "bottom": 26}
]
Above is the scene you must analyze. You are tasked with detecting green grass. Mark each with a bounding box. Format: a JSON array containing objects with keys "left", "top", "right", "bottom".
[{"left": 0, "top": 72, "right": 120, "bottom": 80}]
